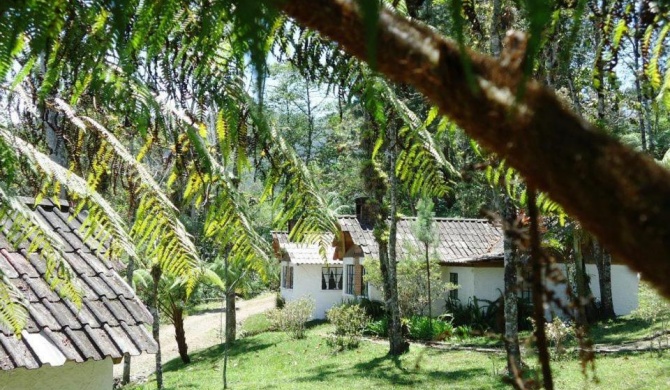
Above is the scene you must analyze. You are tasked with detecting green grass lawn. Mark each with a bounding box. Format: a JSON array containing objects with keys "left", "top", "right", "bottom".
[{"left": 128, "top": 323, "right": 670, "bottom": 390}]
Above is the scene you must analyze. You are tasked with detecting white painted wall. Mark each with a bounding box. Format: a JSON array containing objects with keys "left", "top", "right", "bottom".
[
  {"left": 547, "top": 263, "right": 639, "bottom": 317},
  {"left": 472, "top": 267, "right": 505, "bottom": 303},
  {"left": 281, "top": 261, "right": 345, "bottom": 319},
  {"left": 0, "top": 358, "right": 113, "bottom": 390},
  {"left": 284, "top": 258, "right": 639, "bottom": 320},
  {"left": 441, "top": 266, "right": 475, "bottom": 304}
]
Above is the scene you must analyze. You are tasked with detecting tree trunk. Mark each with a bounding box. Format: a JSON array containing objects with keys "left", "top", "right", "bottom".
[
  {"left": 385, "top": 122, "right": 409, "bottom": 355},
  {"left": 151, "top": 265, "right": 164, "bottom": 390},
  {"left": 502, "top": 199, "right": 521, "bottom": 374},
  {"left": 425, "top": 242, "right": 432, "bottom": 334},
  {"left": 595, "top": 241, "right": 616, "bottom": 320},
  {"left": 276, "top": 0, "right": 670, "bottom": 301},
  {"left": 122, "top": 256, "right": 135, "bottom": 384},
  {"left": 527, "top": 189, "right": 554, "bottom": 390},
  {"left": 173, "top": 306, "right": 190, "bottom": 364},
  {"left": 632, "top": 20, "right": 648, "bottom": 152},
  {"left": 573, "top": 231, "right": 598, "bottom": 325},
  {"left": 305, "top": 77, "right": 314, "bottom": 165},
  {"left": 226, "top": 289, "right": 237, "bottom": 343}
]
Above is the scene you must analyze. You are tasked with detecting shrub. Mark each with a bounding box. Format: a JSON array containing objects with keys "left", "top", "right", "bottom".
[
  {"left": 406, "top": 316, "right": 453, "bottom": 341},
  {"left": 359, "top": 298, "right": 386, "bottom": 320},
  {"left": 326, "top": 304, "right": 370, "bottom": 351},
  {"left": 454, "top": 325, "right": 472, "bottom": 339},
  {"left": 268, "top": 297, "right": 315, "bottom": 339},
  {"left": 276, "top": 293, "right": 286, "bottom": 309},
  {"left": 529, "top": 316, "right": 574, "bottom": 359},
  {"left": 364, "top": 318, "right": 389, "bottom": 337},
  {"left": 327, "top": 304, "right": 370, "bottom": 336},
  {"left": 445, "top": 297, "right": 498, "bottom": 332},
  {"left": 634, "top": 282, "right": 670, "bottom": 328}
]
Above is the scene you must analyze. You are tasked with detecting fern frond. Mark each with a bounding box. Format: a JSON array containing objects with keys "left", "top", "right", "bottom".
[
  {"left": 0, "top": 187, "right": 82, "bottom": 319},
  {"left": 158, "top": 104, "right": 274, "bottom": 278},
  {"left": 378, "top": 80, "right": 457, "bottom": 197},
  {"left": 0, "top": 272, "right": 28, "bottom": 337},
  {"left": 51, "top": 98, "right": 202, "bottom": 293},
  {"left": 1, "top": 128, "right": 136, "bottom": 261}
]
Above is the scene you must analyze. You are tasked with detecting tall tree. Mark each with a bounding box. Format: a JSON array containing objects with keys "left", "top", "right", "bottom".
[
  {"left": 413, "top": 197, "right": 436, "bottom": 332},
  {"left": 275, "top": 0, "right": 670, "bottom": 302}
]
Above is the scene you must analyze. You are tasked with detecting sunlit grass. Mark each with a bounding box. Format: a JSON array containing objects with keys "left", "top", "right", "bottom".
[{"left": 127, "top": 322, "right": 670, "bottom": 390}]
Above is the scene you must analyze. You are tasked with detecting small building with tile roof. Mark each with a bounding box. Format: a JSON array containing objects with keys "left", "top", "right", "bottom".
[
  {"left": 271, "top": 232, "right": 342, "bottom": 318},
  {"left": 273, "top": 198, "right": 638, "bottom": 320},
  {"left": 0, "top": 198, "right": 157, "bottom": 390}
]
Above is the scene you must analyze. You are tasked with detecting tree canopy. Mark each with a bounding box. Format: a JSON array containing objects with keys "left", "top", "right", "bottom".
[{"left": 1, "top": 0, "right": 670, "bottom": 372}]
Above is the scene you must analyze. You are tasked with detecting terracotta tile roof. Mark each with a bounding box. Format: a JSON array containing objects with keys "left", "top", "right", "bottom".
[
  {"left": 0, "top": 198, "right": 157, "bottom": 370},
  {"left": 337, "top": 215, "right": 503, "bottom": 264},
  {"left": 271, "top": 232, "right": 340, "bottom": 265}
]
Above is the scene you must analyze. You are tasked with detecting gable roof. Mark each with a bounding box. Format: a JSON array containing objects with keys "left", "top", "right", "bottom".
[
  {"left": 337, "top": 215, "right": 503, "bottom": 264},
  {"left": 271, "top": 232, "right": 340, "bottom": 265},
  {"left": 0, "top": 198, "right": 157, "bottom": 370}
]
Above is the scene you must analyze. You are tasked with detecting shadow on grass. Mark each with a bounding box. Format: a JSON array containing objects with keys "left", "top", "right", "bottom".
[
  {"left": 589, "top": 317, "right": 655, "bottom": 344},
  {"left": 305, "top": 319, "right": 328, "bottom": 329},
  {"left": 294, "top": 352, "right": 492, "bottom": 387},
  {"left": 162, "top": 337, "right": 275, "bottom": 373}
]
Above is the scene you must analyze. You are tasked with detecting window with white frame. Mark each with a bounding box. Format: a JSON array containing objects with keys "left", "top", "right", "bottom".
[
  {"left": 282, "top": 265, "right": 294, "bottom": 289},
  {"left": 321, "top": 267, "right": 343, "bottom": 290}
]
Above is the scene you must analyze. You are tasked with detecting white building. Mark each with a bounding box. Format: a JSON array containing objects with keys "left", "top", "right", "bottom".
[{"left": 273, "top": 199, "right": 639, "bottom": 321}]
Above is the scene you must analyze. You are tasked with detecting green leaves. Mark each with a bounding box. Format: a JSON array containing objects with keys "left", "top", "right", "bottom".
[
  {"left": 53, "top": 99, "right": 202, "bottom": 293},
  {"left": 357, "top": 0, "right": 381, "bottom": 68},
  {"left": 0, "top": 271, "right": 28, "bottom": 337},
  {"left": 0, "top": 187, "right": 81, "bottom": 334}
]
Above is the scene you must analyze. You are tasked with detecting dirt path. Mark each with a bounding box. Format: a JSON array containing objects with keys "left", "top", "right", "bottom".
[{"left": 113, "top": 293, "right": 275, "bottom": 381}]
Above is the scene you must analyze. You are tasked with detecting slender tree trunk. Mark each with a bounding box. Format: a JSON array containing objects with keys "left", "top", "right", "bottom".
[
  {"left": 425, "top": 242, "right": 432, "bottom": 334},
  {"left": 151, "top": 265, "right": 164, "bottom": 390},
  {"left": 173, "top": 305, "right": 190, "bottom": 364},
  {"left": 489, "top": 6, "right": 521, "bottom": 373},
  {"left": 225, "top": 289, "right": 237, "bottom": 343},
  {"left": 122, "top": 256, "right": 135, "bottom": 383},
  {"left": 502, "top": 199, "right": 521, "bottom": 374},
  {"left": 573, "top": 231, "right": 598, "bottom": 325},
  {"left": 122, "top": 177, "right": 140, "bottom": 384},
  {"left": 632, "top": 29, "right": 648, "bottom": 152},
  {"left": 595, "top": 241, "right": 616, "bottom": 320},
  {"left": 489, "top": 0, "right": 502, "bottom": 57},
  {"left": 386, "top": 122, "right": 409, "bottom": 355},
  {"left": 305, "top": 78, "right": 314, "bottom": 165},
  {"left": 527, "top": 189, "right": 554, "bottom": 390}
]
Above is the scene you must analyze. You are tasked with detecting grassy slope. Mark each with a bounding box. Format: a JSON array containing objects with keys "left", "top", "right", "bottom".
[{"left": 129, "top": 323, "right": 670, "bottom": 390}]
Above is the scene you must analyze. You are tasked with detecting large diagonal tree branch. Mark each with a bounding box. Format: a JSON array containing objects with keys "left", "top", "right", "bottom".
[{"left": 275, "top": 0, "right": 670, "bottom": 298}]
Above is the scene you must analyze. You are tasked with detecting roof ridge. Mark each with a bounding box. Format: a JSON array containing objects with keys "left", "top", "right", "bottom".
[{"left": 16, "top": 196, "right": 71, "bottom": 211}]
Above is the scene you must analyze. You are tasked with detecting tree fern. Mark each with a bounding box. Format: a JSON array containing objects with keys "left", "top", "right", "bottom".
[
  {"left": 51, "top": 99, "right": 202, "bottom": 292},
  {"left": 0, "top": 271, "right": 28, "bottom": 337},
  {"left": 0, "top": 187, "right": 79, "bottom": 335},
  {"left": 0, "top": 128, "right": 136, "bottom": 259}
]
